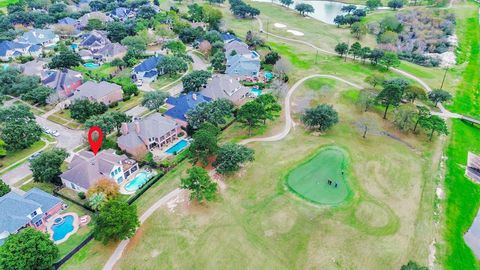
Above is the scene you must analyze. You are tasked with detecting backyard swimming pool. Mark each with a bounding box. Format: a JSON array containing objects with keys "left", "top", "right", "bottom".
[
  {"left": 83, "top": 62, "right": 100, "bottom": 69},
  {"left": 166, "top": 139, "right": 189, "bottom": 154},
  {"left": 125, "top": 172, "right": 151, "bottom": 192},
  {"left": 51, "top": 215, "right": 75, "bottom": 242},
  {"left": 250, "top": 88, "right": 262, "bottom": 97}
]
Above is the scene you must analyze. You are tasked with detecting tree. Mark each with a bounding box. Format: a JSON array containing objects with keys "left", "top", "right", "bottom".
[
  {"left": 301, "top": 104, "right": 339, "bottom": 132},
  {"left": 388, "top": 0, "right": 404, "bottom": 10},
  {"left": 0, "top": 104, "right": 35, "bottom": 122},
  {"left": 393, "top": 105, "right": 417, "bottom": 132},
  {"left": 237, "top": 101, "right": 266, "bottom": 135},
  {"left": 106, "top": 22, "right": 128, "bottom": 43},
  {"left": 86, "top": 177, "right": 119, "bottom": 200},
  {"left": 186, "top": 99, "right": 234, "bottom": 129},
  {"left": 0, "top": 139, "right": 6, "bottom": 158},
  {"left": 366, "top": 0, "right": 382, "bottom": 10},
  {"left": 334, "top": 15, "right": 347, "bottom": 27},
  {"left": 21, "top": 85, "right": 53, "bottom": 105},
  {"left": 121, "top": 36, "right": 147, "bottom": 56},
  {"left": 198, "top": 40, "right": 212, "bottom": 55},
  {"left": 341, "top": 4, "right": 357, "bottom": 13},
  {"left": 254, "top": 94, "right": 282, "bottom": 124},
  {"left": 380, "top": 51, "right": 400, "bottom": 70},
  {"left": 211, "top": 51, "right": 225, "bottom": 72},
  {"left": 428, "top": 89, "right": 452, "bottom": 106},
  {"left": 85, "top": 112, "right": 129, "bottom": 134},
  {"left": 88, "top": 192, "right": 106, "bottom": 211},
  {"left": 187, "top": 3, "right": 204, "bottom": 22},
  {"left": 376, "top": 83, "right": 403, "bottom": 119},
  {"left": 404, "top": 85, "right": 426, "bottom": 103},
  {"left": 420, "top": 115, "right": 448, "bottom": 141},
  {"left": 179, "top": 26, "right": 204, "bottom": 44},
  {"left": 280, "top": 0, "right": 294, "bottom": 7},
  {"left": 70, "top": 99, "right": 108, "bottom": 123},
  {"left": 93, "top": 200, "right": 139, "bottom": 244},
  {"left": 364, "top": 73, "right": 385, "bottom": 88},
  {"left": 0, "top": 228, "right": 58, "bottom": 270},
  {"left": 214, "top": 143, "right": 254, "bottom": 174},
  {"left": 357, "top": 89, "right": 377, "bottom": 112},
  {"left": 264, "top": 51, "right": 280, "bottom": 65},
  {"left": 349, "top": 41, "right": 362, "bottom": 60},
  {"left": 203, "top": 5, "right": 223, "bottom": 29},
  {"left": 401, "top": 261, "right": 428, "bottom": 270},
  {"left": 85, "top": 18, "right": 104, "bottom": 31},
  {"left": 163, "top": 40, "right": 186, "bottom": 54},
  {"left": 413, "top": 105, "right": 430, "bottom": 132},
  {"left": 369, "top": 48, "right": 384, "bottom": 65},
  {"left": 137, "top": 5, "right": 157, "bottom": 19},
  {"left": 350, "top": 22, "right": 367, "bottom": 39},
  {"left": 1, "top": 119, "right": 42, "bottom": 151},
  {"left": 30, "top": 148, "right": 68, "bottom": 185},
  {"left": 89, "top": 0, "right": 106, "bottom": 11},
  {"left": 142, "top": 90, "right": 169, "bottom": 111},
  {"left": 189, "top": 123, "right": 220, "bottom": 165},
  {"left": 182, "top": 70, "right": 212, "bottom": 92},
  {"left": 49, "top": 50, "right": 82, "bottom": 69},
  {"left": 295, "top": 3, "right": 314, "bottom": 16},
  {"left": 157, "top": 55, "right": 188, "bottom": 77},
  {"left": 0, "top": 178, "right": 10, "bottom": 196},
  {"left": 180, "top": 166, "right": 217, "bottom": 202},
  {"left": 335, "top": 42, "right": 349, "bottom": 60}
]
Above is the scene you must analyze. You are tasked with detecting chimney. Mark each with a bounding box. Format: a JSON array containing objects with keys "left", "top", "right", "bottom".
[
  {"left": 120, "top": 123, "right": 129, "bottom": 135},
  {"left": 135, "top": 122, "right": 140, "bottom": 134},
  {"left": 192, "top": 93, "right": 197, "bottom": 100}
]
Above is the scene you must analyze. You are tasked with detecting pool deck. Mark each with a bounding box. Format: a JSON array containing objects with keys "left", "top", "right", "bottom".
[
  {"left": 119, "top": 170, "right": 155, "bottom": 195},
  {"left": 46, "top": 212, "right": 80, "bottom": 245}
]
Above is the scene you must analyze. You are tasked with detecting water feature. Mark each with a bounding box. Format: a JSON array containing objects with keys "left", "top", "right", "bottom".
[
  {"left": 253, "top": 0, "right": 363, "bottom": 25},
  {"left": 83, "top": 62, "right": 100, "bottom": 69},
  {"left": 51, "top": 215, "right": 75, "bottom": 242},
  {"left": 125, "top": 172, "right": 151, "bottom": 192},
  {"left": 166, "top": 139, "right": 190, "bottom": 154}
]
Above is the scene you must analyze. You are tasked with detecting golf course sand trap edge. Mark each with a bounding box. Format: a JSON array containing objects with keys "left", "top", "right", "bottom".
[
  {"left": 286, "top": 29, "right": 304, "bottom": 36},
  {"left": 285, "top": 145, "right": 352, "bottom": 206},
  {"left": 274, "top": 23, "right": 287, "bottom": 28}
]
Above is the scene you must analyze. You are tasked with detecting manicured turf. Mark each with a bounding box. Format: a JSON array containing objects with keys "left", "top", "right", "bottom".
[{"left": 286, "top": 146, "right": 350, "bottom": 205}]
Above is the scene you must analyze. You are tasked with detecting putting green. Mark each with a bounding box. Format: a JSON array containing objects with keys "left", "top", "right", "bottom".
[{"left": 286, "top": 146, "right": 351, "bottom": 205}]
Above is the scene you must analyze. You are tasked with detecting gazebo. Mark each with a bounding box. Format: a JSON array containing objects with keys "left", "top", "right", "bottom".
[{"left": 466, "top": 152, "right": 480, "bottom": 183}]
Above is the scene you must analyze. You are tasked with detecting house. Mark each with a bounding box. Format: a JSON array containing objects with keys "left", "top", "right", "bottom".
[
  {"left": 118, "top": 113, "right": 181, "bottom": 158},
  {"left": 0, "top": 188, "right": 64, "bottom": 245},
  {"left": 42, "top": 69, "right": 83, "bottom": 98},
  {"left": 199, "top": 74, "right": 250, "bottom": 105},
  {"left": 20, "top": 59, "right": 49, "bottom": 80},
  {"left": 466, "top": 152, "right": 480, "bottom": 183},
  {"left": 131, "top": 55, "right": 165, "bottom": 83},
  {"left": 78, "top": 12, "right": 113, "bottom": 28},
  {"left": 109, "top": 7, "right": 134, "bottom": 21},
  {"left": 78, "top": 49, "right": 94, "bottom": 61},
  {"left": 79, "top": 30, "right": 111, "bottom": 52},
  {"left": 96, "top": 43, "right": 127, "bottom": 62},
  {"left": 0, "top": 41, "right": 41, "bottom": 61},
  {"left": 222, "top": 33, "right": 241, "bottom": 43},
  {"left": 71, "top": 81, "right": 123, "bottom": 105},
  {"left": 18, "top": 29, "right": 59, "bottom": 47},
  {"left": 164, "top": 93, "right": 212, "bottom": 127},
  {"left": 224, "top": 40, "right": 260, "bottom": 77},
  {"left": 57, "top": 17, "right": 77, "bottom": 26},
  {"left": 60, "top": 149, "right": 139, "bottom": 192}
]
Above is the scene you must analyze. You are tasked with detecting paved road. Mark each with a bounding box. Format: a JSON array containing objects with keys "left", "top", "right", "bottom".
[
  {"left": 35, "top": 116, "right": 84, "bottom": 151},
  {"left": 125, "top": 105, "right": 149, "bottom": 118},
  {"left": 2, "top": 163, "right": 32, "bottom": 185}
]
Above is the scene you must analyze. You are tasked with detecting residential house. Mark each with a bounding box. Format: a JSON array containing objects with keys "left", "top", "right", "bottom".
[
  {"left": 131, "top": 55, "right": 165, "bottom": 83},
  {"left": 78, "top": 49, "right": 94, "bottom": 61},
  {"left": 79, "top": 30, "right": 111, "bottom": 52},
  {"left": 199, "top": 74, "right": 250, "bottom": 105},
  {"left": 0, "top": 41, "right": 41, "bottom": 61},
  {"left": 224, "top": 40, "right": 260, "bottom": 78},
  {"left": 118, "top": 113, "right": 181, "bottom": 158},
  {"left": 466, "top": 152, "right": 480, "bottom": 183},
  {"left": 0, "top": 188, "right": 64, "bottom": 245},
  {"left": 78, "top": 12, "right": 113, "bottom": 28},
  {"left": 54, "top": 17, "right": 82, "bottom": 37},
  {"left": 60, "top": 149, "right": 139, "bottom": 192},
  {"left": 71, "top": 80, "right": 123, "bottom": 105},
  {"left": 42, "top": 69, "right": 83, "bottom": 98},
  {"left": 109, "top": 7, "right": 134, "bottom": 21},
  {"left": 20, "top": 59, "right": 49, "bottom": 80},
  {"left": 164, "top": 93, "right": 212, "bottom": 127},
  {"left": 18, "top": 29, "right": 59, "bottom": 47},
  {"left": 96, "top": 43, "right": 127, "bottom": 62},
  {"left": 222, "top": 33, "right": 241, "bottom": 43},
  {"left": 57, "top": 17, "right": 77, "bottom": 26}
]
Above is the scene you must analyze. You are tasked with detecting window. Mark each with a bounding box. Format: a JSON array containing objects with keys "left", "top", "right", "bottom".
[
  {"left": 35, "top": 219, "right": 43, "bottom": 227},
  {"left": 31, "top": 210, "right": 38, "bottom": 217},
  {"left": 70, "top": 183, "right": 76, "bottom": 190}
]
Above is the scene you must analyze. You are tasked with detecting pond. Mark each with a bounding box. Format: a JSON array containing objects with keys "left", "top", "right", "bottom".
[{"left": 253, "top": 0, "right": 361, "bottom": 25}]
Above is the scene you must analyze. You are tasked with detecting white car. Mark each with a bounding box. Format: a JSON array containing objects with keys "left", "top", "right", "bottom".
[
  {"left": 135, "top": 80, "right": 143, "bottom": 87},
  {"left": 51, "top": 130, "right": 60, "bottom": 137},
  {"left": 43, "top": 127, "right": 53, "bottom": 134}
]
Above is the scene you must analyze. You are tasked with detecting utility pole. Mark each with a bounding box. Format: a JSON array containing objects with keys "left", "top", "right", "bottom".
[{"left": 440, "top": 67, "right": 449, "bottom": 90}]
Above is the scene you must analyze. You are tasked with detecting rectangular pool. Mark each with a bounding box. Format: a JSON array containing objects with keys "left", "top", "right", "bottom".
[{"left": 166, "top": 139, "right": 189, "bottom": 154}]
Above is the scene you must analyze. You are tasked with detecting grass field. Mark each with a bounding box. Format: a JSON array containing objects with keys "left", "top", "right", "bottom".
[
  {"left": 0, "top": 139, "right": 46, "bottom": 170},
  {"left": 286, "top": 146, "right": 351, "bottom": 205}
]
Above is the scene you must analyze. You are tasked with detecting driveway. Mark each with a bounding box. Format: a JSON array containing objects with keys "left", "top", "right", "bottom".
[
  {"left": 35, "top": 116, "right": 84, "bottom": 151},
  {"left": 2, "top": 163, "right": 32, "bottom": 185}
]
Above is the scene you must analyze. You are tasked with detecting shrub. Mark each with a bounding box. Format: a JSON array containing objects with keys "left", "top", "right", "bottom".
[{"left": 78, "top": 192, "right": 86, "bottom": 199}]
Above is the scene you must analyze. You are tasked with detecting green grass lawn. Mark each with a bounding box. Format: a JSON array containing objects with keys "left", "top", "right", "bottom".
[
  {"left": 0, "top": 0, "right": 18, "bottom": 7},
  {"left": 286, "top": 146, "right": 351, "bottom": 205},
  {"left": 74, "top": 64, "right": 117, "bottom": 81},
  {"left": 151, "top": 74, "right": 183, "bottom": 90},
  {"left": 0, "top": 139, "right": 46, "bottom": 170}
]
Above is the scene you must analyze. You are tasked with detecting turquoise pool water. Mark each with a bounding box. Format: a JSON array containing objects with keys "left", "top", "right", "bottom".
[
  {"left": 52, "top": 215, "right": 74, "bottom": 242},
  {"left": 166, "top": 139, "right": 189, "bottom": 154},
  {"left": 83, "top": 62, "right": 100, "bottom": 69},
  {"left": 71, "top": 44, "right": 78, "bottom": 50},
  {"left": 264, "top": 72, "right": 273, "bottom": 81},
  {"left": 250, "top": 88, "right": 262, "bottom": 97},
  {"left": 125, "top": 172, "right": 150, "bottom": 192}
]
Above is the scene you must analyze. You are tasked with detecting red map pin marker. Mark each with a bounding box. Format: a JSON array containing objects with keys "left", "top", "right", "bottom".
[{"left": 88, "top": 126, "right": 103, "bottom": 156}]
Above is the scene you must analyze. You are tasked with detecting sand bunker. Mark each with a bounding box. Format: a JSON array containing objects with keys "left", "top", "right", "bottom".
[
  {"left": 287, "top": 30, "right": 304, "bottom": 36},
  {"left": 274, "top": 23, "right": 286, "bottom": 28}
]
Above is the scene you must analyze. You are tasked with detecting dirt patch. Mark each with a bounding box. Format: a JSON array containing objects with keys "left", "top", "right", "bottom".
[{"left": 126, "top": 226, "right": 144, "bottom": 252}]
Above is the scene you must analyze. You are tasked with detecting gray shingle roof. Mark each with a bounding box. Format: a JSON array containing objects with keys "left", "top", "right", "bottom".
[
  {"left": 19, "top": 29, "right": 57, "bottom": 45},
  {"left": 118, "top": 113, "right": 178, "bottom": 149},
  {"left": 200, "top": 74, "right": 249, "bottom": 103},
  {"left": 72, "top": 80, "right": 122, "bottom": 101},
  {"left": 96, "top": 43, "right": 127, "bottom": 58},
  {"left": 225, "top": 40, "right": 250, "bottom": 56}
]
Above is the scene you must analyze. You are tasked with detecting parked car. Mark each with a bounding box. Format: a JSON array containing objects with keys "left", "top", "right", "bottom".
[
  {"left": 42, "top": 127, "right": 52, "bottom": 134},
  {"left": 135, "top": 79, "right": 143, "bottom": 86},
  {"left": 51, "top": 130, "right": 60, "bottom": 137},
  {"left": 28, "top": 151, "right": 43, "bottom": 161}
]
